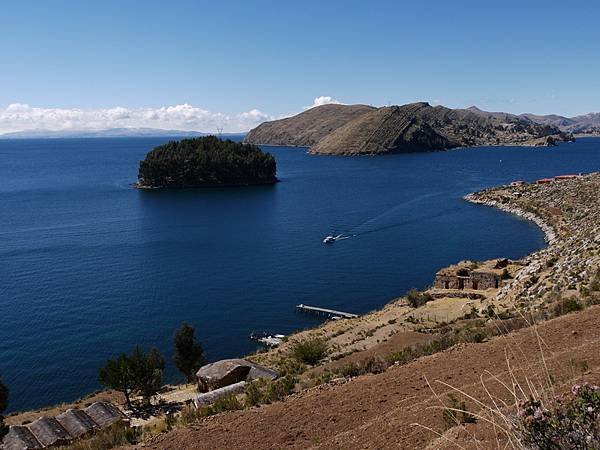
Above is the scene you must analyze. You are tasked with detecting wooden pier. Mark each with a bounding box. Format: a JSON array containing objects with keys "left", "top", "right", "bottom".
[{"left": 296, "top": 304, "right": 358, "bottom": 319}]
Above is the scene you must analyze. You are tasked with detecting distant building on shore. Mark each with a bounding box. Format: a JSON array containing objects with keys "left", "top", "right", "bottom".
[{"left": 433, "top": 259, "right": 511, "bottom": 291}]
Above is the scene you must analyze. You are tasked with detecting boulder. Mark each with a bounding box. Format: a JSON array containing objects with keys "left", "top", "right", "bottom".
[{"left": 196, "top": 358, "right": 277, "bottom": 392}]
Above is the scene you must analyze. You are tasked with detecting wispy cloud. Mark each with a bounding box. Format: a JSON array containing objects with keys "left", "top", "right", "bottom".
[{"left": 0, "top": 103, "right": 274, "bottom": 134}]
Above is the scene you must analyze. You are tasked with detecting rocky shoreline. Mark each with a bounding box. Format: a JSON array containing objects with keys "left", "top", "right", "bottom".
[
  {"left": 466, "top": 173, "right": 600, "bottom": 308},
  {"left": 132, "top": 179, "right": 279, "bottom": 190},
  {"left": 464, "top": 192, "right": 557, "bottom": 245}
]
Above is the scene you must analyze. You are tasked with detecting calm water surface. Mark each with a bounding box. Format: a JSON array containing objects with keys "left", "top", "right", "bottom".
[{"left": 1, "top": 137, "right": 599, "bottom": 412}]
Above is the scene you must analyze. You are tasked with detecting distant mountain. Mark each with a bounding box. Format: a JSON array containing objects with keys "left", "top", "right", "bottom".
[
  {"left": 245, "top": 102, "right": 573, "bottom": 155},
  {"left": 520, "top": 112, "right": 600, "bottom": 135},
  {"left": 0, "top": 128, "right": 213, "bottom": 139},
  {"left": 244, "top": 104, "right": 375, "bottom": 147}
]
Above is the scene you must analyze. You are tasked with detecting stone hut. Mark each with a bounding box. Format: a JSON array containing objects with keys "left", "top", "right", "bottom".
[
  {"left": 83, "top": 401, "right": 127, "bottom": 428},
  {"left": 434, "top": 260, "right": 506, "bottom": 291},
  {"left": 196, "top": 358, "right": 278, "bottom": 393},
  {"left": 56, "top": 409, "right": 99, "bottom": 439},
  {"left": 2, "top": 426, "right": 43, "bottom": 450},
  {"left": 1, "top": 402, "right": 127, "bottom": 450},
  {"left": 26, "top": 417, "right": 71, "bottom": 448}
]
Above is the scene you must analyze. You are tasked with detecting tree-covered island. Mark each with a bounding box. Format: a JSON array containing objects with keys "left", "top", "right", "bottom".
[{"left": 136, "top": 136, "right": 277, "bottom": 188}]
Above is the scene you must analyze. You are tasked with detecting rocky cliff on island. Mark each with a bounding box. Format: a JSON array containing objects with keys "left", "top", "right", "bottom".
[
  {"left": 136, "top": 136, "right": 277, "bottom": 189},
  {"left": 245, "top": 102, "right": 574, "bottom": 155}
]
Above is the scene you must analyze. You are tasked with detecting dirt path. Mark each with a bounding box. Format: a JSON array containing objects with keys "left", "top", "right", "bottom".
[{"left": 137, "top": 306, "right": 600, "bottom": 449}]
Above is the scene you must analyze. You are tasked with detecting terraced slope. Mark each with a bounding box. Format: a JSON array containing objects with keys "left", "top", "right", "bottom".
[
  {"left": 310, "top": 102, "right": 570, "bottom": 155},
  {"left": 310, "top": 103, "right": 452, "bottom": 155}
]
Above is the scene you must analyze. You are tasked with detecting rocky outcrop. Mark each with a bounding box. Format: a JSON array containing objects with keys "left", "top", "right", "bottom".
[
  {"left": 244, "top": 104, "right": 375, "bottom": 147},
  {"left": 245, "top": 102, "right": 572, "bottom": 155},
  {"left": 196, "top": 359, "right": 278, "bottom": 392}
]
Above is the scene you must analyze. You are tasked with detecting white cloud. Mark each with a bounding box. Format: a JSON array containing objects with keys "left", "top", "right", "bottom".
[
  {"left": 0, "top": 103, "right": 275, "bottom": 134},
  {"left": 0, "top": 97, "right": 348, "bottom": 134},
  {"left": 305, "top": 95, "right": 343, "bottom": 109}
]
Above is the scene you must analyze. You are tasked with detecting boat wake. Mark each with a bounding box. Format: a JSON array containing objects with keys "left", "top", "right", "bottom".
[{"left": 325, "top": 193, "right": 455, "bottom": 244}]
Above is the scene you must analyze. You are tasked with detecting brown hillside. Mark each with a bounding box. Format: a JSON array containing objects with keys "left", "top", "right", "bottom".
[
  {"left": 243, "top": 104, "right": 374, "bottom": 147},
  {"left": 136, "top": 306, "right": 600, "bottom": 450},
  {"left": 310, "top": 103, "right": 453, "bottom": 155},
  {"left": 310, "top": 102, "right": 569, "bottom": 155}
]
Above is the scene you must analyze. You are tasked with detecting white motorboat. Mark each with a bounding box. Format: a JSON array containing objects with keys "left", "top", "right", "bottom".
[{"left": 323, "top": 235, "right": 336, "bottom": 244}]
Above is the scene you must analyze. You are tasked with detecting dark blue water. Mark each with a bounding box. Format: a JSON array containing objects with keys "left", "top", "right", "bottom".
[{"left": 1, "top": 137, "right": 599, "bottom": 412}]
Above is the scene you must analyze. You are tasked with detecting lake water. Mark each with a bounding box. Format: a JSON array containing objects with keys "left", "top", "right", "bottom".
[{"left": 1, "top": 137, "right": 599, "bottom": 412}]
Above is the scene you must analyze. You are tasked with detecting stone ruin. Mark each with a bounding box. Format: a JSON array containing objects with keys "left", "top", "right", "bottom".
[
  {"left": 2, "top": 402, "right": 128, "bottom": 450},
  {"left": 434, "top": 259, "right": 511, "bottom": 291}
]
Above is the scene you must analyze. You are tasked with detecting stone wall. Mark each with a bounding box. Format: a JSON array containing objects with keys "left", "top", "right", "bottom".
[{"left": 434, "top": 271, "right": 500, "bottom": 291}]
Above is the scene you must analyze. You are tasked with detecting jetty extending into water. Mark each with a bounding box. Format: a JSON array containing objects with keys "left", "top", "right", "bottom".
[{"left": 296, "top": 304, "right": 359, "bottom": 319}]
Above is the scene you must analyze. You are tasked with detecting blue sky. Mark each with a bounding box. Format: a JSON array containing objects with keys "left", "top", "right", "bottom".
[{"left": 1, "top": 0, "right": 599, "bottom": 132}]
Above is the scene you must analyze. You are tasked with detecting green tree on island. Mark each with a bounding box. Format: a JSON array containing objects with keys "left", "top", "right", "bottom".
[
  {"left": 137, "top": 136, "right": 277, "bottom": 188},
  {"left": 98, "top": 347, "right": 165, "bottom": 409},
  {"left": 0, "top": 377, "right": 9, "bottom": 439},
  {"left": 173, "top": 322, "right": 206, "bottom": 382}
]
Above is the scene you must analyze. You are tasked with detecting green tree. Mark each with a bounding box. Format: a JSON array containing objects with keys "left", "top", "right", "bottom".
[
  {"left": 131, "top": 347, "right": 165, "bottom": 404},
  {"left": 137, "top": 136, "right": 277, "bottom": 188},
  {"left": 98, "top": 353, "right": 136, "bottom": 409},
  {"left": 98, "top": 347, "right": 165, "bottom": 408},
  {"left": 0, "top": 377, "right": 8, "bottom": 439},
  {"left": 173, "top": 323, "right": 206, "bottom": 382}
]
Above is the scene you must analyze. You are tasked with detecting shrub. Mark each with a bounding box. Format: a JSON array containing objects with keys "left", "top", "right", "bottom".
[
  {"left": 387, "top": 334, "right": 458, "bottom": 366},
  {"left": 501, "top": 268, "right": 513, "bottom": 280},
  {"left": 589, "top": 271, "right": 600, "bottom": 292},
  {"left": 458, "top": 325, "right": 487, "bottom": 343},
  {"left": 406, "top": 289, "right": 433, "bottom": 308},
  {"left": 59, "top": 423, "right": 141, "bottom": 450},
  {"left": 206, "top": 393, "right": 243, "bottom": 414},
  {"left": 552, "top": 297, "right": 583, "bottom": 317},
  {"left": 291, "top": 338, "right": 329, "bottom": 365},
  {"left": 274, "top": 356, "right": 306, "bottom": 376},
  {"left": 179, "top": 404, "right": 202, "bottom": 425},
  {"left": 442, "top": 394, "right": 476, "bottom": 429},
  {"left": 513, "top": 382, "right": 600, "bottom": 449},
  {"left": 244, "top": 375, "right": 297, "bottom": 407}
]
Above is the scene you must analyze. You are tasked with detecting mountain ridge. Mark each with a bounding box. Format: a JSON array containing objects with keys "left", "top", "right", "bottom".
[
  {"left": 245, "top": 102, "right": 575, "bottom": 155},
  {"left": 0, "top": 128, "right": 220, "bottom": 139}
]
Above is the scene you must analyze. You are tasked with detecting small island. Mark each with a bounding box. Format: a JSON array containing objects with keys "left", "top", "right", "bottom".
[{"left": 136, "top": 136, "right": 277, "bottom": 189}]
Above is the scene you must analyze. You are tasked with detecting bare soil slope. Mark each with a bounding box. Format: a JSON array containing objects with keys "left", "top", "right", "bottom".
[
  {"left": 138, "top": 306, "right": 600, "bottom": 450},
  {"left": 243, "top": 104, "right": 374, "bottom": 147}
]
